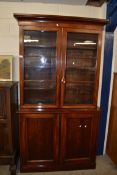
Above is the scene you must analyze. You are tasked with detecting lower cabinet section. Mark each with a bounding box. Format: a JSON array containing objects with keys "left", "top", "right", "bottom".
[{"left": 19, "top": 109, "right": 100, "bottom": 172}]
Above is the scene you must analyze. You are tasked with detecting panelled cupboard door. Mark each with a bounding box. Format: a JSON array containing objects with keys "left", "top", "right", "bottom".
[
  {"left": 60, "top": 111, "right": 100, "bottom": 169},
  {"left": 61, "top": 28, "right": 101, "bottom": 108},
  {"left": 20, "top": 26, "right": 61, "bottom": 108},
  {"left": 19, "top": 113, "right": 59, "bottom": 172}
]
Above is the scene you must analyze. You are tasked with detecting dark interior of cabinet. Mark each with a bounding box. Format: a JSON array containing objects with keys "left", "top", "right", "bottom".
[
  {"left": 23, "top": 30, "right": 98, "bottom": 105},
  {"left": 64, "top": 32, "right": 98, "bottom": 105},
  {"left": 23, "top": 30, "right": 57, "bottom": 104}
]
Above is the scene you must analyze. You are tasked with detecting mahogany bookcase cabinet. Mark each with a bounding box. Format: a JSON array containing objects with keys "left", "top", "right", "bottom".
[{"left": 14, "top": 14, "right": 106, "bottom": 172}]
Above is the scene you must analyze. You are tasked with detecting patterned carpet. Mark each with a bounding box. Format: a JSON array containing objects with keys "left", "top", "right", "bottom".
[{"left": 0, "top": 155, "right": 117, "bottom": 175}]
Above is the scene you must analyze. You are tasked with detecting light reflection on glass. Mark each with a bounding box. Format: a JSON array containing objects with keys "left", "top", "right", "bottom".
[
  {"left": 24, "top": 39, "right": 39, "bottom": 43},
  {"left": 41, "top": 56, "right": 46, "bottom": 65},
  {"left": 74, "top": 40, "right": 96, "bottom": 46}
]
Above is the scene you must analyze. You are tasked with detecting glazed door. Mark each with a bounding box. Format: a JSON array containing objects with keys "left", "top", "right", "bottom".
[
  {"left": 19, "top": 113, "right": 59, "bottom": 172},
  {"left": 61, "top": 29, "right": 100, "bottom": 108},
  {"left": 60, "top": 111, "right": 100, "bottom": 168},
  {"left": 20, "top": 27, "right": 61, "bottom": 108}
]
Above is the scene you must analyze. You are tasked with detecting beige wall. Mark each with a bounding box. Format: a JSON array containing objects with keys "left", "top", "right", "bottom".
[
  {"left": 0, "top": 1, "right": 106, "bottom": 80},
  {"left": 0, "top": 1, "right": 107, "bottom": 112}
]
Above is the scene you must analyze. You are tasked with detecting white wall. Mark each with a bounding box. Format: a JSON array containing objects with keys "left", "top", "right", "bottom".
[{"left": 0, "top": 1, "right": 106, "bottom": 81}]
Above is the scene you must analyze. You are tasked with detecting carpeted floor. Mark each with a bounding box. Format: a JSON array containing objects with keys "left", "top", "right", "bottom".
[{"left": 0, "top": 155, "right": 117, "bottom": 175}]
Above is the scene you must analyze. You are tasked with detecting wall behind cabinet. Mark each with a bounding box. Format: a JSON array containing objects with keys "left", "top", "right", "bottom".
[{"left": 0, "top": 1, "right": 106, "bottom": 81}]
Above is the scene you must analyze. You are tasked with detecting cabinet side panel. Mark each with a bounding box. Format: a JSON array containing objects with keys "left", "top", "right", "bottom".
[
  {"left": 0, "top": 88, "right": 7, "bottom": 119},
  {"left": 0, "top": 124, "right": 9, "bottom": 155}
]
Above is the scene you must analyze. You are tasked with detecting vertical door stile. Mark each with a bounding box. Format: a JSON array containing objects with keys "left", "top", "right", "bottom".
[
  {"left": 20, "top": 27, "right": 24, "bottom": 107},
  {"left": 93, "top": 32, "right": 102, "bottom": 106},
  {"left": 56, "top": 28, "right": 62, "bottom": 108},
  {"left": 61, "top": 29, "right": 67, "bottom": 107}
]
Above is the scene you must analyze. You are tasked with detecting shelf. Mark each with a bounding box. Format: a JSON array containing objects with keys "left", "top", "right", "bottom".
[
  {"left": 24, "top": 56, "right": 56, "bottom": 59},
  {"left": 24, "top": 66, "right": 95, "bottom": 71},
  {"left": 24, "top": 44, "right": 56, "bottom": 48},
  {"left": 24, "top": 65, "right": 56, "bottom": 69},
  {"left": 24, "top": 80, "right": 56, "bottom": 90},
  {"left": 24, "top": 89, "right": 56, "bottom": 104},
  {"left": 24, "top": 80, "right": 54, "bottom": 81},
  {"left": 67, "top": 57, "right": 96, "bottom": 60},
  {"left": 0, "top": 118, "right": 7, "bottom": 124},
  {"left": 24, "top": 87, "right": 55, "bottom": 90},
  {"left": 66, "top": 67, "right": 96, "bottom": 71},
  {"left": 66, "top": 80, "right": 94, "bottom": 84},
  {"left": 24, "top": 80, "right": 56, "bottom": 83},
  {"left": 67, "top": 46, "right": 97, "bottom": 50},
  {"left": 66, "top": 82, "right": 94, "bottom": 87}
]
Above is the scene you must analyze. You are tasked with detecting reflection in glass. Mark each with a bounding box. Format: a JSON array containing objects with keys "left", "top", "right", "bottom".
[
  {"left": 64, "top": 32, "right": 98, "bottom": 105},
  {"left": 23, "top": 30, "right": 57, "bottom": 105}
]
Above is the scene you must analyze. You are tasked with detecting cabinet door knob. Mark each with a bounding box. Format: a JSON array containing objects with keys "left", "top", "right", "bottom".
[
  {"left": 61, "top": 77, "right": 66, "bottom": 84},
  {"left": 79, "top": 125, "right": 82, "bottom": 128},
  {"left": 84, "top": 125, "right": 87, "bottom": 128}
]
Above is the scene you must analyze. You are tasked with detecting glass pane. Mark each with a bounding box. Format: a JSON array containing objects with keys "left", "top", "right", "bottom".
[
  {"left": 64, "top": 32, "right": 98, "bottom": 105},
  {"left": 23, "top": 30, "right": 57, "bottom": 105}
]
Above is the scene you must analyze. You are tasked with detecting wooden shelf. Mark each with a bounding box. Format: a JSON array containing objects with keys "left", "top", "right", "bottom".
[
  {"left": 0, "top": 118, "right": 7, "bottom": 124},
  {"left": 24, "top": 80, "right": 56, "bottom": 90},
  {"left": 67, "top": 57, "right": 97, "bottom": 60},
  {"left": 24, "top": 80, "right": 56, "bottom": 84},
  {"left": 24, "top": 44, "right": 56, "bottom": 48},
  {"left": 66, "top": 80, "right": 94, "bottom": 84},
  {"left": 66, "top": 67, "right": 96, "bottom": 71},
  {"left": 24, "top": 87, "right": 55, "bottom": 90},
  {"left": 24, "top": 56, "right": 56, "bottom": 58},
  {"left": 66, "top": 82, "right": 94, "bottom": 87},
  {"left": 24, "top": 79, "right": 56, "bottom": 82},
  {"left": 67, "top": 46, "right": 97, "bottom": 50},
  {"left": 24, "top": 65, "right": 56, "bottom": 69}
]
